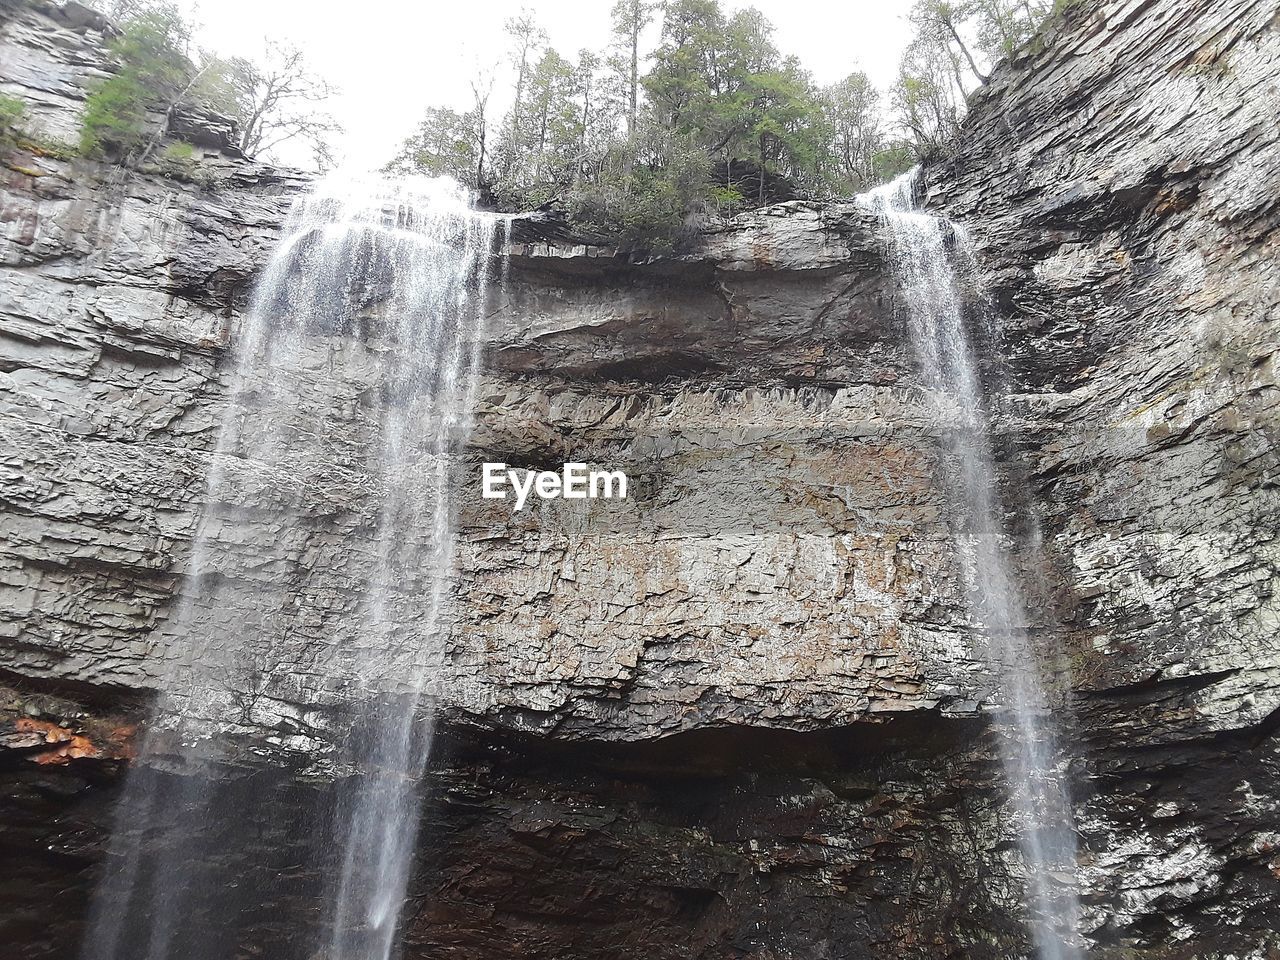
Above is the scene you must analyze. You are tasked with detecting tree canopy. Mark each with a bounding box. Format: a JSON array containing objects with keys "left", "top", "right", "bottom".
[
  {"left": 388, "top": 0, "right": 1061, "bottom": 249},
  {"left": 81, "top": 0, "right": 1063, "bottom": 247},
  {"left": 80, "top": 0, "right": 340, "bottom": 167}
]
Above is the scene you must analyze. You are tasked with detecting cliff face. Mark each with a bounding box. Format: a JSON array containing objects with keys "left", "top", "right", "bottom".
[
  {"left": 1, "top": 0, "right": 986, "bottom": 745},
  {"left": 927, "top": 0, "right": 1280, "bottom": 948},
  {"left": 1, "top": 0, "right": 1277, "bottom": 958}
]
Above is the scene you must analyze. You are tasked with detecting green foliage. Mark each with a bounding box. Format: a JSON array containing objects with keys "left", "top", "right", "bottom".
[
  {"left": 387, "top": 0, "right": 1060, "bottom": 243},
  {"left": 643, "top": 0, "right": 827, "bottom": 190},
  {"left": 609, "top": 0, "right": 655, "bottom": 137},
  {"left": 889, "top": 30, "right": 965, "bottom": 160},
  {"left": 566, "top": 134, "right": 710, "bottom": 252},
  {"left": 81, "top": 73, "right": 150, "bottom": 155},
  {"left": 871, "top": 142, "right": 916, "bottom": 182},
  {"left": 817, "top": 71, "right": 880, "bottom": 192},
  {"left": 739, "top": 60, "right": 829, "bottom": 199},
  {"left": 77, "top": 1, "right": 339, "bottom": 168},
  {"left": 189, "top": 55, "right": 244, "bottom": 118},
  {"left": 0, "top": 94, "right": 26, "bottom": 131},
  {"left": 385, "top": 106, "right": 483, "bottom": 183},
  {"left": 0, "top": 94, "right": 26, "bottom": 156},
  {"left": 154, "top": 138, "right": 216, "bottom": 184},
  {"left": 643, "top": 0, "right": 731, "bottom": 139},
  {"left": 80, "top": 6, "right": 192, "bottom": 157},
  {"left": 23, "top": 135, "right": 79, "bottom": 161},
  {"left": 193, "top": 43, "right": 340, "bottom": 163},
  {"left": 496, "top": 46, "right": 583, "bottom": 197},
  {"left": 1025, "top": 0, "right": 1084, "bottom": 54},
  {"left": 709, "top": 184, "right": 745, "bottom": 214},
  {"left": 0, "top": 93, "right": 26, "bottom": 151},
  {"left": 162, "top": 140, "right": 194, "bottom": 161},
  {"left": 966, "top": 0, "right": 1054, "bottom": 60}
]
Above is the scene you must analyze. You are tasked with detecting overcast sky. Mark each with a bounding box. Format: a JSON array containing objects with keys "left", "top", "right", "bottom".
[{"left": 177, "top": 0, "right": 915, "bottom": 171}]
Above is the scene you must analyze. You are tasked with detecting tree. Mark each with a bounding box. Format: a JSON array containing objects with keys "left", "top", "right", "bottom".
[
  {"left": 80, "top": 5, "right": 192, "bottom": 156},
  {"left": 469, "top": 68, "right": 496, "bottom": 188},
  {"left": 526, "top": 49, "right": 578, "bottom": 184},
  {"left": 489, "top": 43, "right": 580, "bottom": 203},
  {"left": 383, "top": 61, "right": 496, "bottom": 190},
  {"left": 739, "top": 58, "right": 826, "bottom": 201},
  {"left": 965, "top": 0, "right": 1053, "bottom": 60},
  {"left": 82, "top": 1, "right": 341, "bottom": 168},
  {"left": 909, "top": 0, "right": 989, "bottom": 87},
  {"left": 566, "top": 128, "right": 711, "bottom": 252},
  {"left": 384, "top": 106, "right": 483, "bottom": 183},
  {"left": 573, "top": 50, "right": 600, "bottom": 176},
  {"left": 645, "top": 3, "right": 825, "bottom": 199},
  {"left": 644, "top": 0, "right": 729, "bottom": 138},
  {"left": 609, "top": 0, "right": 654, "bottom": 140},
  {"left": 499, "top": 10, "right": 547, "bottom": 180},
  {"left": 870, "top": 140, "right": 917, "bottom": 183},
  {"left": 383, "top": 0, "right": 1062, "bottom": 246},
  {"left": 199, "top": 41, "right": 341, "bottom": 162},
  {"left": 724, "top": 6, "right": 778, "bottom": 76},
  {"left": 891, "top": 0, "right": 1059, "bottom": 160},
  {"left": 821, "top": 70, "right": 882, "bottom": 191},
  {"left": 890, "top": 33, "right": 965, "bottom": 159}
]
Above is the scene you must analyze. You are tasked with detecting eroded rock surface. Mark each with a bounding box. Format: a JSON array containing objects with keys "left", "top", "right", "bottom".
[
  {"left": 1, "top": 0, "right": 986, "bottom": 745},
  {"left": 925, "top": 0, "right": 1280, "bottom": 951}
]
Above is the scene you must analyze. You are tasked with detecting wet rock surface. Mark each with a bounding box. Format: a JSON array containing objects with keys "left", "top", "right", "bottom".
[
  {"left": 1, "top": 0, "right": 1278, "bottom": 956},
  {"left": 927, "top": 0, "right": 1280, "bottom": 950},
  {"left": 1, "top": 0, "right": 977, "bottom": 743},
  {"left": 1, "top": 697, "right": 1022, "bottom": 960}
]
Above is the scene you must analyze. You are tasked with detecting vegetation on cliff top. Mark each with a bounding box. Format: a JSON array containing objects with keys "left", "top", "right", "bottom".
[
  {"left": 68, "top": 0, "right": 1064, "bottom": 250},
  {"left": 388, "top": 0, "right": 1061, "bottom": 249},
  {"left": 79, "top": 6, "right": 190, "bottom": 156},
  {"left": 78, "top": 0, "right": 340, "bottom": 167}
]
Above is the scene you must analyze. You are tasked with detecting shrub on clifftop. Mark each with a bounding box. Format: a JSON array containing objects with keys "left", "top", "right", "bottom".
[{"left": 80, "top": 6, "right": 191, "bottom": 157}]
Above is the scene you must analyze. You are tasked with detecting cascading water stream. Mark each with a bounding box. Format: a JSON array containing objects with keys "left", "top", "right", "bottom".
[
  {"left": 81, "top": 174, "right": 506, "bottom": 960},
  {"left": 861, "top": 173, "right": 1084, "bottom": 959}
]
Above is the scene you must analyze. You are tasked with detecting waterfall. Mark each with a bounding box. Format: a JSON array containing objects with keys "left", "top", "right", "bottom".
[
  {"left": 81, "top": 175, "right": 505, "bottom": 960},
  {"left": 861, "top": 172, "right": 1083, "bottom": 959}
]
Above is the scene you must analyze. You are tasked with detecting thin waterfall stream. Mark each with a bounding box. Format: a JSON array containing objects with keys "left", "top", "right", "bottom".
[
  {"left": 81, "top": 175, "right": 506, "bottom": 960},
  {"left": 862, "top": 172, "right": 1084, "bottom": 959}
]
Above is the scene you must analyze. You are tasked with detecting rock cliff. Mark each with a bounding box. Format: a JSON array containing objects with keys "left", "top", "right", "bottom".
[
  {"left": 928, "top": 0, "right": 1280, "bottom": 949},
  {"left": 0, "top": 0, "right": 1276, "bottom": 957}
]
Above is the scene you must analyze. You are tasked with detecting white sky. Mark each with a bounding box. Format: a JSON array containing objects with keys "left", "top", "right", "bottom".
[{"left": 178, "top": 0, "right": 915, "bottom": 170}]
